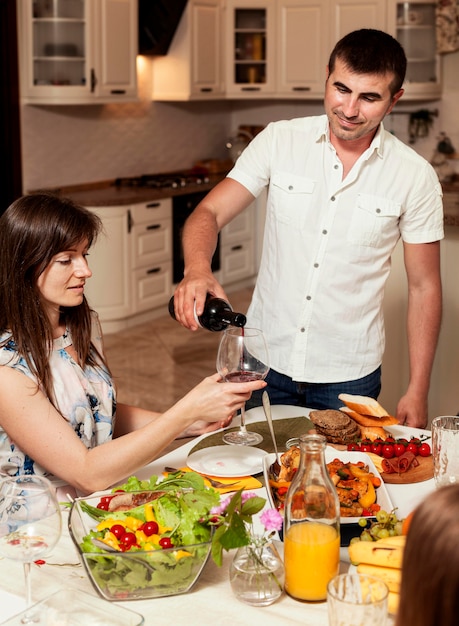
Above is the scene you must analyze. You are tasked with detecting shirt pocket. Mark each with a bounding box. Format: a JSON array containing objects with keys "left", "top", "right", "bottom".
[
  {"left": 347, "top": 193, "right": 401, "bottom": 247},
  {"left": 271, "top": 172, "right": 316, "bottom": 228}
]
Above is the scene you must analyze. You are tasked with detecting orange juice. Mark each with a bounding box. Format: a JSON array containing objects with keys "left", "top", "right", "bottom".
[{"left": 284, "top": 521, "right": 340, "bottom": 601}]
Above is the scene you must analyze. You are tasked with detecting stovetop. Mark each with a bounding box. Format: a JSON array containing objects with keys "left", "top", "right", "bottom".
[{"left": 114, "top": 171, "right": 210, "bottom": 190}]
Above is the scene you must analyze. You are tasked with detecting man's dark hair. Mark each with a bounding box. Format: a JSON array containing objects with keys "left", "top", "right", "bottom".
[{"left": 328, "top": 29, "right": 407, "bottom": 96}]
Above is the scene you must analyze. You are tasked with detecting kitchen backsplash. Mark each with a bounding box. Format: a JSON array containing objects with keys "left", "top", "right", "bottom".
[{"left": 20, "top": 54, "right": 459, "bottom": 192}]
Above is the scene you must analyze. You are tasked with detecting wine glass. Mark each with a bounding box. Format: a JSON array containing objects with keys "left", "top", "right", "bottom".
[
  {"left": 0, "top": 475, "right": 62, "bottom": 623},
  {"left": 217, "top": 327, "right": 269, "bottom": 446}
]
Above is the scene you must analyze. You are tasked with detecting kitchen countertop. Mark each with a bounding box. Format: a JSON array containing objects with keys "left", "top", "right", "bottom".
[{"left": 34, "top": 173, "right": 459, "bottom": 226}]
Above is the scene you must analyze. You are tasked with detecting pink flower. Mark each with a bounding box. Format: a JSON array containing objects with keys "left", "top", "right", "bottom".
[{"left": 260, "top": 508, "right": 283, "bottom": 532}]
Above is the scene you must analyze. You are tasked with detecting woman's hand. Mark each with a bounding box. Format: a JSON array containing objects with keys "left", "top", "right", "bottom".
[{"left": 175, "top": 372, "right": 266, "bottom": 434}]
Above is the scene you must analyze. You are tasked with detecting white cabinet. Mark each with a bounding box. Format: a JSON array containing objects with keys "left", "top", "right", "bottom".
[
  {"left": 17, "top": 0, "right": 138, "bottom": 104},
  {"left": 84, "top": 204, "right": 132, "bottom": 321},
  {"left": 151, "top": 0, "right": 224, "bottom": 101},
  {"left": 220, "top": 201, "right": 256, "bottom": 285},
  {"left": 226, "top": 0, "right": 387, "bottom": 99},
  {"left": 84, "top": 199, "right": 173, "bottom": 332},
  {"left": 130, "top": 200, "right": 173, "bottom": 314},
  {"left": 388, "top": 1, "right": 441, "bottom": 99},
  {"left": 277, "top": 0, "right": 330, "bottom": 98}
]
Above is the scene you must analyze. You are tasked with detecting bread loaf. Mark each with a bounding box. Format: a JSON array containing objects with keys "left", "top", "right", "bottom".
[
  {"left": 339, "top": 406, "right": 398, "bottom": 428},
  {"left": 338, "top": 393, "right": 389, "bottom": 418}
]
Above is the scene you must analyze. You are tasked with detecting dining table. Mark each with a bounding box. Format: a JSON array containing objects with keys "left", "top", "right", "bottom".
[{"left": 0, "top": 405, "right": 436, "bottom": 625}]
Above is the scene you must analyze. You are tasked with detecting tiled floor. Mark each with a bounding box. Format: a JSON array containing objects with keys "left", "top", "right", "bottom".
[{"left": 103, "top": 287, "right": 254, "bottom": 414}]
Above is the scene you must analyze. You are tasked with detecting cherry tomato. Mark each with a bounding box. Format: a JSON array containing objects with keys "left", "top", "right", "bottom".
[
  {"left": 119, "top": 532, "right": 137, "bottom": 551},
  {"left": 159, "top": 537, "right": 173, "bottom": 549},
  {"left": 394, "top": 443, "right": 406, "bottom": 457},
  {"left": 407, "top": 443, "right": 419, "bottom": 455},
  {"left": 418, "top": 442, "right": 431, "bottom": 457},
  {"left": 142, "top": 521, "right": 159, "bottom": 536},
  {"left": 110, "top": 524, "right": 126, "bottom": 539},
  {"left": 347, "top": 442, "right": 360, "bottom": 451},
  {"left": 384, "top": 436, "right": 396, "bottom": 444},
  {"left": 360, "top": 443, "right": 372, "bottom": 454},
  {"left": 409, "top": 437, "right": 421, "bottom": 446},
  {"left": 398, "top": 438, "right": 409, "bottom": 445},
  {"left": 382, "top": 443, "right": 395, "bottom": 459},
  {"left": 370, "top": 441, "right": 382, "bottom": 456}
]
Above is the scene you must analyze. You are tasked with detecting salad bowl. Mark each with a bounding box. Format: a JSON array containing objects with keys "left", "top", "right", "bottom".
[{"left": 68, "top": 482, "right": 216, "bottom": 601}]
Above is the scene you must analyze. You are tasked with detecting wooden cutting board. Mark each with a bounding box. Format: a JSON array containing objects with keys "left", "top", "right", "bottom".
[{"left": 381, "top": 455, "right": 434, "bottom": 484}]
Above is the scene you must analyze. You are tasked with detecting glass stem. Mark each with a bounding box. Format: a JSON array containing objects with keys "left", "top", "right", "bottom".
[
  {"left": 23, "top": 562, "right": 32, "bottom": 607},
  {"left": 239, "top": 404, "right": 248, "bottom": 433}
]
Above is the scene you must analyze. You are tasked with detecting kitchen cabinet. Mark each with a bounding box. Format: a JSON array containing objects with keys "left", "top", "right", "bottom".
[
  {"left": 151, "top": 0, "right": 224, "bottom": 101},
  {"left": 17, "top": 0, "right": 138, "bottom": 104},
  {"left": 84, "top": 204, "right": 132, "bottom": 323},
  {"left": 388, "top": 1, "right": 441, "bottom": 99},
  {"left": 130, "top": 200, "right": 173, "bottom": 315},
  {"left": 220, "top": 200, "right": 257, "bottom": 286}
]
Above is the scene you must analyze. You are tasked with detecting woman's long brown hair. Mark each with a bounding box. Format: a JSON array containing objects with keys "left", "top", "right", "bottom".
[
  {"left": 0, "top": 193, "right": 109, "bottom": 405},
  {"left": 396, "top": 484, "right": 459, "bottom": 626}
]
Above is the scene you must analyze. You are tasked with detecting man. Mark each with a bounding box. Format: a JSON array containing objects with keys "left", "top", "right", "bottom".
[{"left": 172, "top": 30, "right": 443, "bottom": 428}]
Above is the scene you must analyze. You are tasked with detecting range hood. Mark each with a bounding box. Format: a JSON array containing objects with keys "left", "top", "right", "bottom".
[{"left": 138, "top": 0, "right": 187, "bottom": 55}]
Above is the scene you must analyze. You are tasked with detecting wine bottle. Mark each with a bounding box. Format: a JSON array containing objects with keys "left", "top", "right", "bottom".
[{"left": 168, "top": 293, "right": 247, "bottom": 332}]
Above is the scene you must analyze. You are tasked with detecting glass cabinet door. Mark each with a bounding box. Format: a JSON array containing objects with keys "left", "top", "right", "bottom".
[
  {"left": 31, "top": 0, "right": 87, "bottom": 88},
  {"left": 395, "top": 2, "right": 440, "bottom": 96},
  {"left": 233, "top": 8, "right": 267, "bottom": 86}
]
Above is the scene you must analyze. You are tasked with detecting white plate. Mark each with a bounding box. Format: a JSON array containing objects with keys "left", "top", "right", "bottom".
[
  {"left": 385, "top": 424, "right": 431, "bottom": 441},
  {"left": 187, "top": 445, "right": 267, "bottom": 478},
  {"left": 263, "top": 447, "right": 393, "bottom": 525}
]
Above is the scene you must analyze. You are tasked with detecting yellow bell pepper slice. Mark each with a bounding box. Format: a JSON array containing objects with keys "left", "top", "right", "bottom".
[{"left": 358, "top": 477, "right": 376, "bottom": 509}]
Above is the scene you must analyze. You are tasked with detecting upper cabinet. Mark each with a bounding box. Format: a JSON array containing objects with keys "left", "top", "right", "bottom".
[
  {"left": 17, "top": 0, "right": 138, "bottom": 104},
  {"left": 151, "top": 0, "right": 224, "bottom": 101},
  {"left": 388, "top": 1, "right": 441, "bottom": 99}
]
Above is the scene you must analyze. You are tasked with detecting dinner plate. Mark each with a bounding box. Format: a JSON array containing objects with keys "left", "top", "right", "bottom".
[
  {"left": 187, "top": 445, "right": 267, "bottom": 477},
  {"left": 263, "top": 447, "right": 393, "bottom": 525}
]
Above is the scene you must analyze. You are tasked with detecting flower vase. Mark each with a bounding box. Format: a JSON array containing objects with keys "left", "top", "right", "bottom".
[{"left": 229, "top": 540, "right": 284, "bottom": 606}]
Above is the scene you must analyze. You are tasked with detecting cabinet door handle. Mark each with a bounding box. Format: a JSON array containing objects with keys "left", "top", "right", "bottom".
[
  {"left": 146, "top": 224, "right": 161, "bottom": 230},
  {"left": 231, "top": 245, "right": 243, "bottom": 251},
  {"left": 90, "top": 69, "right": 97, "bottom": 92},
  {"left": 110, "top": 90, "right": 126, "bottom": 94},
  {"left": 127, "top": 209, "right": 133, "bottom": 233},
  {"left": 146, "top": 202, "right": 161, "bottom": 209},
  {"left": 292, "top": 86, "right": 311, "bottom": 91},
  {"left": 200, "top": 87, "right": 213, "bottom": 92},
  {"left": 146, "top": 267, "right": 161, "bottom": 274},
  {"left": 241, "top": 86, "right": 261, "bottom": 91}
]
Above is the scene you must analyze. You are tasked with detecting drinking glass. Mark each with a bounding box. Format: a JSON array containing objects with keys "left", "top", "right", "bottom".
[
  {"left": 432, "top": 415, "right": 459, "bottom": 488},
  {"left": 327, "top": 573, "right": 389, "bottom": 626},
  {"left": 0, "top": 475, "right": 62, "bottom": 623},
  {"left": 217, "top": 327, "right": 269, "bottom": 446}
]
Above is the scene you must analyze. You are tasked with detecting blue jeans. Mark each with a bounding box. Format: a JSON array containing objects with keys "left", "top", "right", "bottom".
[{"left": 245, "top": 367, "right": 382, "bottom": 411}]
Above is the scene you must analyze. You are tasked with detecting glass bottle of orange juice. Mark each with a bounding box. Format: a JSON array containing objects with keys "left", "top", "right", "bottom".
[{"left": 283, "top": 433, "right": 340, "bottom": 602}]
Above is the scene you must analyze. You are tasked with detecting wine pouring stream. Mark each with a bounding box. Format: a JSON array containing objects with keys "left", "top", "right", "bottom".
[{"left": 217, "top": 327, "right": 270, "bottom": 446}]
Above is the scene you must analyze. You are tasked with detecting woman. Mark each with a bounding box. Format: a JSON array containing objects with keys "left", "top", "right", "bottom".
[
  {"left": 0, "top": 193, "right": 265, "bottom": 494},
  {"left": 396, "top": 484, "right": 459, "bottom": 626}
]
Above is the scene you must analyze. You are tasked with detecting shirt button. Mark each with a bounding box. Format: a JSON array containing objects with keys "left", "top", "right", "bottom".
[
  {"left": 300, "top": 327, "right": 305, "bottom": 332},
  {"left": 314, "top": 263, "right": 319, "bottom": 268},
  {"left": 331, "top": 196, "right": 336, "bottom": 201},
  {"left": 322, "top": 229, "right": 328, "bottom": 235},
  {"left": 334, "top": 164, "right": 339, "bottom": 170},
  {"left": 376, "top": 208, "right": 381, "bottom": 214},
  {"left": 288, "top": 185, "right": 294, "bottom": 190},
  {"left": 306, "top": 295, "right": 311, "bottom": 300}
]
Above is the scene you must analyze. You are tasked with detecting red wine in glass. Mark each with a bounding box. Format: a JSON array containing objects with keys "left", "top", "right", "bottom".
[{"left": 217, "top": 327, "right": 269, "bottom": 446}]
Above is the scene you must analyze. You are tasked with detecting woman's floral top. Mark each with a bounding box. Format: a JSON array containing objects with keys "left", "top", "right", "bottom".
[{"left": 0, "top": 312, "right": 116, "bottom": 485}]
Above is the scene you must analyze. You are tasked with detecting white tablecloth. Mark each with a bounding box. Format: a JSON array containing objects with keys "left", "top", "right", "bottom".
[{"left": 0, "top": 406, "right": 435, "bottom": 625}]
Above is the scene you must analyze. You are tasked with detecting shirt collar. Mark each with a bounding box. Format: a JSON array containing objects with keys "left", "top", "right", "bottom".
[{"left": 317, "top": 116, "right": 385, "bottom": 159}]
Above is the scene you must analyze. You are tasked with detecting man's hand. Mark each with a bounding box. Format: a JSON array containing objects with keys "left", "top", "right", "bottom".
[
  {"left": 172, "top": 271, "right": 228, "bottom": 330},
  {"left": 396, "top": 391, "right": 428, "bottom": 429}
]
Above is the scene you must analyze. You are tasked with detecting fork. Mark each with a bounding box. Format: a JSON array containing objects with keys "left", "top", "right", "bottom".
[{"left": 164, "top": 467, "right": 240, "bottom": 489}]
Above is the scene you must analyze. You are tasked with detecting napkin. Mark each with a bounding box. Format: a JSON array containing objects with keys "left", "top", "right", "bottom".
[{"left": 163, "top": 467, "right": 262, "bottom": 494}]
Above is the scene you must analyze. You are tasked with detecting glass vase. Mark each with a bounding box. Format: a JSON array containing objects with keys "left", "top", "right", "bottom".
[{"left": 229, "top": 540, "right": 284, "bottom": 606}]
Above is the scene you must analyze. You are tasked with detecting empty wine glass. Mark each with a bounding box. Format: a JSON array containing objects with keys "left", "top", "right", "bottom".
[
  {"left": 0, "top": 475, "right": 62, "bottom": 623},
  {"left": 217, "top": 327, "right": 269, "bottom": 446}
]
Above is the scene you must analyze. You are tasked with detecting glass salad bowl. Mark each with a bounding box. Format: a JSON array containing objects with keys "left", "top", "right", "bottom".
[{"left": 68, "top": 491, "right": 213, "bottom": 601}]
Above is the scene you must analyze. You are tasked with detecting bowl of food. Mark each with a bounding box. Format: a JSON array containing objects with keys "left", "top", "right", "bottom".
[{"left": 68, "top": 473, "right": 219, "bottom": 601}]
